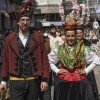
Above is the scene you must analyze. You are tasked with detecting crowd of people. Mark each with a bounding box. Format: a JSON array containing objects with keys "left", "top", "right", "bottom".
[{"left": 0, "top": 1, "right": 100, "bottom": 100}]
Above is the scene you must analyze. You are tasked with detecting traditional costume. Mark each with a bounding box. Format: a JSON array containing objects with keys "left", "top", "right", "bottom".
[
  {"left": 48, "top": 19, "right": 100, "bottom": 100},
  {"left": 1, "top": 1, "right": 49, "bottom": 100}
]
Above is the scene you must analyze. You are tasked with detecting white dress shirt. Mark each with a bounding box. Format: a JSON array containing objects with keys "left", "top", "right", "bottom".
[
  {"left": 19, "top": 32, "right": 29, "bottom": 47},
  {"left": 48, "top": 34, "right": 64, "bottom": 50}
]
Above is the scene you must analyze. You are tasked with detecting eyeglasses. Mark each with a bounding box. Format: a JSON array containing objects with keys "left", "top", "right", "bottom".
[{"left": 20, "top": 19, "right": 30, "bottom": 23}]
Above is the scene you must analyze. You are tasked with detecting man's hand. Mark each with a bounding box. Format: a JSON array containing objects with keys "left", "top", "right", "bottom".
[
  {"left": 41, "top": 82, "right": 48, "bottom": 92},
  {"left": 0, "top": 84, "right": 7, "bottom": 91},
  {"left": 58, "top": 68, "right": 68, "bottom": 74}
]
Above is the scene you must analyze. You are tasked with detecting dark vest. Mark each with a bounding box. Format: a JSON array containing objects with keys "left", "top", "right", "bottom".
[{"left": 14, "top": 33, "right": 38, "bottom": 78}]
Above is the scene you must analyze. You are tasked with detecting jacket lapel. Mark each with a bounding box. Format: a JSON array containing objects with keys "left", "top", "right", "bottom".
[
  {"left": 9, "top": 33, "right": 19, "bottom": 56},
  {"left": 29, "top": 34, "right": 36, "bottom": 49},
  {"left": 9, "top": 32, "right": 38, "bottom": 57}
]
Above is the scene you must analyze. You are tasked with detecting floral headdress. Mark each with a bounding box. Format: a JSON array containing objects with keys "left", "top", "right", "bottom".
[
  {"left": 63, "top": 16, "right": 77, "bottom": 30},
  {"left": 63, "top": 1, "right": 90, "bottom": 30},
  {"left": 16, "top": 1, "right": 33, "bottom": 21}
]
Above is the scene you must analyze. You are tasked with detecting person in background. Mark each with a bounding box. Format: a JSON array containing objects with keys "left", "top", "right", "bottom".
[
  {"left": 84, "top": 27, "right": 91, "bottom": 40},
  {"left": 93, "top": 18, "right": 100, "bottom": 47},
  {"left": 89, "top": 27, "right": 98, "bottom": 45},
  {"left": 43, "top": 24, "right": 64, "bottom": 53},
  {"left": 93, "top": 18, "right": 99, "bottom": 36},
  {"left": 76, "top": 26, "right": 99, "bottom": 100},
  {"left": 0, "top": 1, "right": 49, "bottom": 100},
  {"left": 76, "top": 26, "right": 91, "bottom": 46},
  {"left": 33, "top": 21, "right": 44, "bottom": 34},
  {"left": 56, "top": 27, "right": 61, "bottom": 36}
]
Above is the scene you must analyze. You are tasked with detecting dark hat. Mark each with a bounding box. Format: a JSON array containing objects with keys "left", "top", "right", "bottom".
[
  {"left": 15, "top": 1, "right": 33, "bottom": 21},
  {"left": 34, "top": 21, "right": 43, "bottom": 29},
  {"left": 13, "top": 0, "right": 24, "bottom": 5},
  {"left": 49, "top": 24, "right": 56, "bottom": 29}
]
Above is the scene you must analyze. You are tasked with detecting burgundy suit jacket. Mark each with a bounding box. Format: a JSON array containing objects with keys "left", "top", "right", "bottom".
[{"left": 2, "top": 31, "right": 50, "bottom": 82}]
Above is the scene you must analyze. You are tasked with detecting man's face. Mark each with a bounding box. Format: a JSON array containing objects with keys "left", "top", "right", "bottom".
[
  {"left": 76, "top": 30, "right": 83, "bottom": 41},
  {"left": 18, "top": 16, "right": 31, "bottom": 32},
  {"left": 65, "top": 30, "right": 76, "bottom": 46},
  {"left": 50, "top": 28, "right": 56, "bottom": 35}
]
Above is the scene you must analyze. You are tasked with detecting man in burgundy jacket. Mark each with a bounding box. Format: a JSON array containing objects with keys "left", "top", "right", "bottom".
[{"left": 0, "top": 1, "right": 49, "bottom": 100}]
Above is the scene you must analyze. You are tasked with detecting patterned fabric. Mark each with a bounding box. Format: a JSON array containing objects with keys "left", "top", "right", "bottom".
[
  {"left": 15, "top": 1, "right": 33, "bottom": 20},
  {"left": 14, "top": 32, "right": 38, "bottom": 77},
  {"left": 58, "top": 42, "right": 86, "bottom": 70}
]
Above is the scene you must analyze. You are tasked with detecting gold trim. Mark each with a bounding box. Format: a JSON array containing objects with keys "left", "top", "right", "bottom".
[{"left": 10, "top": 76, "right": 37, "bottom": 80}]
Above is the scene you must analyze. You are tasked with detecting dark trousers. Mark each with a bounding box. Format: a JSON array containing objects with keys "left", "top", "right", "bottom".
[
  {"left": 53, "top": 72, "right": 58, "bottom": 100},
  {"left": 9, "top": 79, "right": 38, "bottom": 100}
]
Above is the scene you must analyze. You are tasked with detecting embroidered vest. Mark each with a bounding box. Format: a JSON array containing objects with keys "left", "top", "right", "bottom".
[{"left": 15, "top": 33, "right": 38, "bottom": 78}]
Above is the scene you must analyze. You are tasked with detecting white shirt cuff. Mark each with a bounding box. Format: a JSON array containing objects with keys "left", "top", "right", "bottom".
[
  {"left": 84, "top": 63, "right": 96, "bottom": 74},
  {"left": 55, "top": 69, "right": 60, "bottom": 74},
  {"left": 1, "top": 81, "right": 7, "bottom": 84}
]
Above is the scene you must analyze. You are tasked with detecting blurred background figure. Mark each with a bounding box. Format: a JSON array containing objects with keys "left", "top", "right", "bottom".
[
  {"left": 89, "top": 28, "right": 98, "bottom": 45},
  {"left": 93, "top": 18, "right": 100, "bottom": 39},
  {"left": 33, "top": 21, "right": 43, "bottom": 34},
  {"left": 76, "top": 26, "right": 99, "bottom": 100}
]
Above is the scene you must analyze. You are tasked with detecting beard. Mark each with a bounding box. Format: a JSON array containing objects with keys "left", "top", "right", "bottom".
[{"left": 50, "top": 32, "right": 57, "bottom": 38}]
